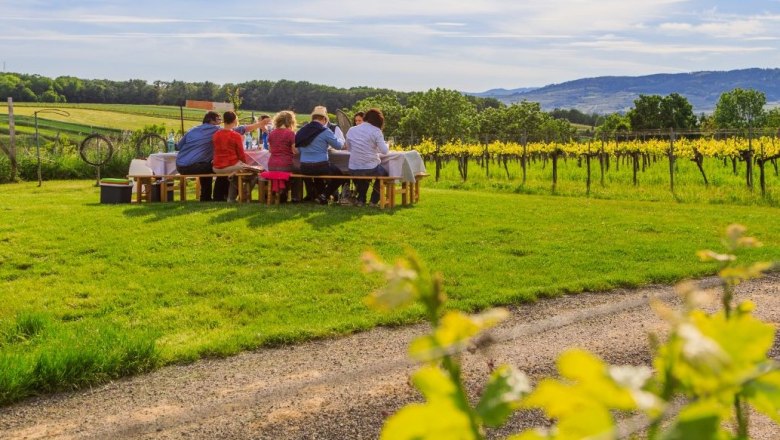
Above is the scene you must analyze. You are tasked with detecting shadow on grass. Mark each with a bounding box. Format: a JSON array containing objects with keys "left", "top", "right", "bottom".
[{"left": 118, "top": 200, "right": 405, "bottom": 228}]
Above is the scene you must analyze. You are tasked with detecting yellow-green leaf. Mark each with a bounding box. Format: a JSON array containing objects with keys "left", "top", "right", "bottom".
[
  {"left": 660, "top": 400, "right": 730, "bottom": 440},
  {"left": 507, "top": 429, "right": 548, "bottom": 440},
  {"left": 556, "top": 405, "right": 615, "bottom": 439},
  {"left": 476, "top": 365, "right": 531, "bottom": 427},
  {"left": 409, "top": 309, "right": 508, "bottom": 362},
  {"left": 744, "top": 370, "right": 780, "bottom": 424},
  {"left": 696, "top": 250, "right": 735, "bottom": 262},
  {"left": 380, "top": 400, "right": 477, "bottom": 440},
  {"left": 558, "top": 349, "right": 605, "bottom": 382},
  {"left": 412, "top": 366, "right": 458, "bottom": 402}
]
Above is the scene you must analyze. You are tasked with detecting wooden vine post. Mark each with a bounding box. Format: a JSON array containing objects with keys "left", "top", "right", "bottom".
[
  {"left": 551, "top": 147, "right": 558, "bottom": 192},
  {"left": 3, "top": 98, "right": 18, "bottom": 181},
  {"left": 668, "top": 129, "right": 675, "bottom": 194},
  {"left": 599, "top": 136, "right": 605, "bottom": 187},
  {"left": 434, "top": 142, "right": 441, "bottom": 182},
  {"left": 521, "top": 130, "right": 528, "bottom": 185},
  {"left": 746, "top": 128, "right": 754, "bottom": 191},
  {"left": 484, "top": 142, "right": 490, "bottom": 178},
  {"left": 586, "top": 140, "right": 592, "bottom": 195}
]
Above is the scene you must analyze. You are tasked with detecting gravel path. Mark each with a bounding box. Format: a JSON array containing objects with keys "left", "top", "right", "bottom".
[{"left": 1, "top": 277, "right": 779, "bottom": 439}]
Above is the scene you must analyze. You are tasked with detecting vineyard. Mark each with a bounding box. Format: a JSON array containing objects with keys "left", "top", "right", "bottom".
[{"left": 404, "top": 133, "right": 780, "bottom": 200}]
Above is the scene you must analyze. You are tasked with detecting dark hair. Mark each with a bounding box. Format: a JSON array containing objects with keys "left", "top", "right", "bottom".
[
  {"left": 260, "top": 114, "right": 271, "bottom": 121},
  {"left": 223, "top": 111, "right": 237, "bottom": 125},
  {"left": 363, "top": 108, "right": 384, "bottom": 130},
  {"left": 353, "top": 112, "right": 365, "bottom": 125},
  {"left": 203, "top": 111, "right": 220, "bottom": 124}
]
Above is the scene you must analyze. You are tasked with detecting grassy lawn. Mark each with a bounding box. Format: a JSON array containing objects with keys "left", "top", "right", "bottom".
[{"left": 0, "top": 180, "right": 778, "bottom": 404}]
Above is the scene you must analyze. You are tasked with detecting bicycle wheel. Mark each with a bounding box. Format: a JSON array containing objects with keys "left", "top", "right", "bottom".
[
  {"left": 79, "top": 133, "right": 114, "bottom": 166},
  {"left": 135, "top": 133, "right": 166, "bottom": 159}
]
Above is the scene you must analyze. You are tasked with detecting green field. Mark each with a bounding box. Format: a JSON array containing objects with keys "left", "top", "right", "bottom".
[
  {"left": 0, "top": 181, "right": 778, "bottom": 404},
  {"left": 0, "top": 103, "right": 308, "bottom": 137}
]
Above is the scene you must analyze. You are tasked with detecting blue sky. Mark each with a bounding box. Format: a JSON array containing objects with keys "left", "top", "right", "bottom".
[{"left": 1, "top": 0, "right": 779, "bottom": 92}]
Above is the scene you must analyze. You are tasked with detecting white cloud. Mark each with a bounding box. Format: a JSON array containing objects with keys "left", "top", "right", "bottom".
[
  {"left": 1, "top": 0, "right": 778, "bottom": 91},
  {"left": 3, "top": 15, "right": 204, "bottom": 24},
  {"left": 569, "top": 38, "right": 774, "bottom": 55},
  {"left": 659, "top": 18, "right": 769, "bottom": 38}
]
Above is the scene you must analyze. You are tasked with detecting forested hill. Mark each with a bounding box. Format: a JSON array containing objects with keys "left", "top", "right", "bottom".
[
  {"left": 0, "top": 73, "right": 411, "bottom": 112},
  {"left": 474, "top": 68, "right": 780, "bottom": 114}
]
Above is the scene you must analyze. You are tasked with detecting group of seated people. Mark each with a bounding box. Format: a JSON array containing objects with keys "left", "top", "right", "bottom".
[{"left": 175, "top": 105, "right": 390, "bottom": 206}]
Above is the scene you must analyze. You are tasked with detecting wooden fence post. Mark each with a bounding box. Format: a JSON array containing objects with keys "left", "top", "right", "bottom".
[
  {"left": 668, "top": 129, "right": 675, "bottom": 194},
  {"left": 6, "top": 98, "right": 18, "bottom": 181}
]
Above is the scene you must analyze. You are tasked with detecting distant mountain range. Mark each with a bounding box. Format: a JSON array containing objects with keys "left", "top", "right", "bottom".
[{"left": 467, "top": 68, "right": 780, "bottom": 114}]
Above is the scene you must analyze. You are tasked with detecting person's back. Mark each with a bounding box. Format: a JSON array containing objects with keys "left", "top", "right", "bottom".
[
  {"left": 175, "top": 111, "right": 264, "bottom": 202},
  {"left": 296, "top": 106, "right": 345, "bottom": 204},
  {"left": 346, "top": 108, "right": 390, "bottom": 206},
  {"left": 268, "top": 111, "right": 298, "bottom": 172},
  {"left": 346, "top": 121, "right": 388, "bottom": 171},
  {"left": 176, "top": 123, "right": 221, "bottom": 168}
]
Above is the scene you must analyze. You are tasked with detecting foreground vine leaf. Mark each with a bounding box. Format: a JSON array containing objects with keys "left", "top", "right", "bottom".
[
  {"left": 476, "top": 365, "right": 531, "bottom": 427},
  {"left": 409, "top": 309, "right": 509, "bottom": 362},
  {"left": 381, "top": 366, "right": 477, "bottom": 440},
  {"left": 743, "top": 370, "right": 780, "bottom": 424},
  {"left": 659, "top": 400, "right": 729, "bottom": 440},
  {"left": 371, "top": 224, "right": 778, "bottom": 439}
]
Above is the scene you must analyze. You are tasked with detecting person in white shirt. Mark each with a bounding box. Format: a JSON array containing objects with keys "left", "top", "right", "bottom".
[{"left": 345, "top": 108, "right": 390, "bottom": 206}]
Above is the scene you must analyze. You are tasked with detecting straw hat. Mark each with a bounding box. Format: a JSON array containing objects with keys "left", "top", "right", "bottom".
[{"left": 311, "top": 106, "right": 328, "bottom": 119}]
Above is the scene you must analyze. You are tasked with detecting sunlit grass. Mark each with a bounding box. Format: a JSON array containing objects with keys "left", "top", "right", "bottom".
[{"left": 0, "top": 180, "right": 777, "bottom": 404}]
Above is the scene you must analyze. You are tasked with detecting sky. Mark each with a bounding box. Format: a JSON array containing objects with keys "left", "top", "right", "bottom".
[{"left": 1, "top": 0, "right": 779, "bottom": 93}]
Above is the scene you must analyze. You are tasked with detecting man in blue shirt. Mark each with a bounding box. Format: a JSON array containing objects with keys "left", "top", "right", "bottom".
[
  {"left": 176, "top": 111, "right": 264, "bottom": 201},
  {"left": 295, "top": 106, "right": 344, "bottom": 204}
]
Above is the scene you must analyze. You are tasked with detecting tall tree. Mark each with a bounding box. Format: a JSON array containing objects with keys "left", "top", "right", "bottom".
[
  {"left": 595, "top": 113, "right": 631, "bottom": 138},
  {"left": 349, "top": 94, "right": 406, "bottom": 139},
  {"left": 504, "top": 101, "right": 545, "bottom": 141},
  {"left": 627, "top": 94, "right": 663, "bottom": 130},
  {"left": 713, "top": 88, "right": 767, "bottom": 132},
  {"left": 627, "top": 93, "right": 697, "bottom": 131},
  {"left": 398, "top": 88, "right": 477, "bottom": 143},
  {"left": 660, "top": 93, "right": 697, "bottom": 130}
]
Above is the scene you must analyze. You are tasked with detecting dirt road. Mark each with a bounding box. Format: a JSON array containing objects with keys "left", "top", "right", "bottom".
[{"left": 2, "top": 277, "right": 779, "bottom": 439}]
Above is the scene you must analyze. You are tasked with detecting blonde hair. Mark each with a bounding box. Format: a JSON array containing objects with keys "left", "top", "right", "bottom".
[{"left": 273, "top": 111, "right": 297, "bottom": 130}]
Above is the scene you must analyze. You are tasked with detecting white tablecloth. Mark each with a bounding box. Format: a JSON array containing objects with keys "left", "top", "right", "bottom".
[
  {"left": 146, "top": 152, "right": 178, "bottom": 176},
  {"left": 328, "top": 150, "right": 425, "bottom": 183},
  {"left": 245, "top": 149, "right": 271, "bottom": 170},
  {"left": 149, "top": 149, "right": 426, "bottom": 183}
]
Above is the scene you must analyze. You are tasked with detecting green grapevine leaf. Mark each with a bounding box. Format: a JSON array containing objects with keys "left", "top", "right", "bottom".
[
  {"left": 660, "top": 400, "right": 730, "bottom": 440},
  {"left": 744, "top": 370, "right": 780, "bottom": 424},
  {"left": 409, "top": 309, "right": 508, "bottom": 362},
  {"left": 379, "top": 400, "right": 477, "bottom": 440},
  {"left": 413, "top": 365, "right": 458, "bottom": 401},
  {"left": 475, "top": 365, "right": 531, "bottom": 427}
]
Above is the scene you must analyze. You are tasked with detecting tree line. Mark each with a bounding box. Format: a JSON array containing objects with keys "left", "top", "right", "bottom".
[
  {"left": 0, "top": 72, "right": 503, "bottom": 115},
  {"left": 2, "top": 72, "right": 779, "bottom": 144}
]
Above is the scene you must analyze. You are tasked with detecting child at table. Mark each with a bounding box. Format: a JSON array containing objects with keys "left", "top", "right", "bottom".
[
  {"left": 212, "top": 111, "right": 255, "bottom": 201},
  {"left": 267, "top": 111, "right": 299, "bottom": 201}
]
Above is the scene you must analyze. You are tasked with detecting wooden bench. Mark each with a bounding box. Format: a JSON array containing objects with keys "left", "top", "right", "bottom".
[
  {"left": 128, "top": 173, "right": 257, "bottom": 203},
  {"left": 127, "top": 172, "right": 428, "bottom": 208},
  {"left": 259, "top": 173, "right": 428, "bottom": 209}
]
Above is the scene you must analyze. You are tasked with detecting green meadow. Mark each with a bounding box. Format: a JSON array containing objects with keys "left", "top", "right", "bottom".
[
  {"left": 0, "top": 103, "right": 308, "bottom": 137},
  {"left": 0, "top": 180, "right": 778, "bottom": 404}
]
